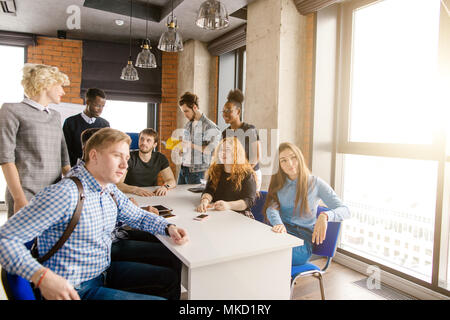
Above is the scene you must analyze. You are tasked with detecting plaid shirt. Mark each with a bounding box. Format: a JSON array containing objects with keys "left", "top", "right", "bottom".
[
  {"left": 0, "top": 165, "right": 169, "bottom": 287},
  {"left": 182, "top": 113, "right": 220, "bottom": 173}
]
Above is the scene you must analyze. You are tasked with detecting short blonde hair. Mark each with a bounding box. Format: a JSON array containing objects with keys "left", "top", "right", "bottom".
[
  {"left": 84, "top": 128, "right": 131, "bottom": 162},
  {"left": 21, "top": 63, "right": 70, "bottom": 98}
]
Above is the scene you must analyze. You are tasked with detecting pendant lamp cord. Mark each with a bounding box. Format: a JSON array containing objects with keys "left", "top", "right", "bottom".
[
  {"left": 145, "top": 0, "right": 149, "bottom": 40},
  {"left": 129, "top": 0, "right": 132, "bottom": 59}
]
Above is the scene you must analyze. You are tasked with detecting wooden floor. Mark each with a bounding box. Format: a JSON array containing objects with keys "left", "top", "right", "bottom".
[
  {"left": 0, "top": 210, "right": 385, "bottom": 300},
  {"left": 290, "top": 257, "right": 385, "bottom": 300},
  {"left": 178, "top": 258, "right": 386, "bottom": 300}
]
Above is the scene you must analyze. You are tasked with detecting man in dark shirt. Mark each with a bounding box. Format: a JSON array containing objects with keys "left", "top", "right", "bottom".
[
  {"left": 63, "top": 88, "right": 110, "bottom": 166},
  {"left": 117, "top": 128, "right": 176, "bottom": 196}
]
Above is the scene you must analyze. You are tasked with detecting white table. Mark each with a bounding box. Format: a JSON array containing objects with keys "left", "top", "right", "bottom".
[{"left": 127, "top": 185, "right": 303, "bottom": 300}]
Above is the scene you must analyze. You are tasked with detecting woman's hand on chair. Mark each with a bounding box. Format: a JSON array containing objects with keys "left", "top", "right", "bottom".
[
  {"left": 312, "top": 213, "right": 328, "bottom": 244},
  {"left": 272, "top": 224, "right": 286, "bottom": 233}
]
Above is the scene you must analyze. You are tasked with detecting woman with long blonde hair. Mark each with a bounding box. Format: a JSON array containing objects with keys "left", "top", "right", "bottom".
[
  {"left": 197, "top": 137, "right": 257, "bottom": 218},
  {"left": 263, "top": 142, "right": 350, "bottom": 265}
]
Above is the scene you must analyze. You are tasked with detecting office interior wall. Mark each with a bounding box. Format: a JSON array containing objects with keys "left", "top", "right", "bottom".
[
  {"left": 27, "top": 37, "right": 83, "bottom": 104},
  {"left": 245, "top": 0, "right": 312, "bottom": 190}
]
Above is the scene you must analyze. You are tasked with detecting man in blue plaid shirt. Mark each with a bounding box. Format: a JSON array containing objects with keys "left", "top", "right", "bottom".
[{"left": 0, "top": 128, "right": 189, "bottom": 300}]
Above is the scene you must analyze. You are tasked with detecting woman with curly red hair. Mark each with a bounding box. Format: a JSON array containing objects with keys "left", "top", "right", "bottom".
[{"left": 196, "top": 137, "right": 257, "bottom": 218}]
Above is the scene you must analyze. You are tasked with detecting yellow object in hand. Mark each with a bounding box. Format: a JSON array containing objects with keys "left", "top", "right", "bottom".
[{"left": 165, "top": 137, "right": 181, "bottom": 150}]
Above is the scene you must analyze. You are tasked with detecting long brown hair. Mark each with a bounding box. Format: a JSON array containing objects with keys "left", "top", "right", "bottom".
[
  {"left": 263, "top": 142, "right": 312, "bottom": 218},
  {"left": 206, "top": 137, "right": 255, "bottom": 192}
]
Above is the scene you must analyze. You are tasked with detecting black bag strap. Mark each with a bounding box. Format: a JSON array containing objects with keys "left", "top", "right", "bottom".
[{"left": 32, "top": 176, "right": 85, "bottom": 264}]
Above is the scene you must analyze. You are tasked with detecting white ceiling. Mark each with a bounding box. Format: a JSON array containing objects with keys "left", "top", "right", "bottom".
[{"left": 0, "top": 0, "right": 254, "bottom": 45}]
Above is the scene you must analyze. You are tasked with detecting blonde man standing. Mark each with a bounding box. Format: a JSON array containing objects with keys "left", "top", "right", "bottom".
[{"left": 0, "top": 63, "right": 71, "bottom": 217}]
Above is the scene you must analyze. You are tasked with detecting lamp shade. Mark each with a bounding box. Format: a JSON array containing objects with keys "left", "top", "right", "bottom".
[
  {"left": 196, "top": 0, "right": 229, "bottom": 30},
  {"left": 158, "top": 16, "right": 183, "bottom": 52},
  {"left": 136, "top": 41, "right": 157, "bottom": 68},
  {"left": 120, "top": 60, "right": 139, "bottom": 81}
]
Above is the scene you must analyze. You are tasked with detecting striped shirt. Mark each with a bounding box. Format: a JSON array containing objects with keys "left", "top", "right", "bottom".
[{"left": 0, "top": 164, "right": 169, "bottom": 287}]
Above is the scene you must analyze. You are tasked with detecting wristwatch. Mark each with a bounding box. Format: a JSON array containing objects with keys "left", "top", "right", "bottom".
[
  {"left": 165, "top": 224, "right": 176, "bottom": 235},
  {"left": 164, "top": 184, "right": 171, "bottom": 189}
]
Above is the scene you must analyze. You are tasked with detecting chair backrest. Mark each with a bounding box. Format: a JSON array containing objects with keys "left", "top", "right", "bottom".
[
  {"left": 1, "top": 240, "right": 36, "bottom": 300},
  {"left": 126, "top": 132, "right": 139, "bottom": 150},
  {"left": 312, "top": 206, "right": 341, "bottom": 258},
  {"left": 1, "top": 269, "right": 36, "bottom": 300},
  {"left": 251, "top": 191, "right": 268, "bottom": 223}
]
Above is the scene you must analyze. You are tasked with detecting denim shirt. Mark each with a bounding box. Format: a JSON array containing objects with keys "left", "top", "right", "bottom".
[{"left": 266, "top": 176, "right": 350, "bottom": 231}]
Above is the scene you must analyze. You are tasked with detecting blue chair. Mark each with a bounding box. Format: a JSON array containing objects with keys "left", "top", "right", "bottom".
[
  {"left": 126, "top": 132, "right": 139, "bottom": 150},
  {"left": 290, "top": 206, "right": 342, "bottom": 300},
  {"left": 250, "top": 190, "right": 268, "bottom": 223},
  {"left": 1, "top": 240, "right": 37, "bottom": 300}
]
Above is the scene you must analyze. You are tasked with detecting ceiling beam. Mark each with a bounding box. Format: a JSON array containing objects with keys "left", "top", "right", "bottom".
[
  {"left": 83, "top": 0, "right": 161, "bottom": 22},
  {"left": 159, "top": 0, "right": 184, "bottom": 21}
]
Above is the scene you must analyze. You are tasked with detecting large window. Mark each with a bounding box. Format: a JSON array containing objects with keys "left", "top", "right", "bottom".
[
  {"left": 336, "top": 0, "right": 450, "bottom": 294},
  {"left": 0, "top": 45, "right": 25, "bottom": 206},
  {"left": 100, "top": 100, "right": 154, "bottom": 133},
  {"left": 217, "top": 47, "right": 246, "bottom": 131}
]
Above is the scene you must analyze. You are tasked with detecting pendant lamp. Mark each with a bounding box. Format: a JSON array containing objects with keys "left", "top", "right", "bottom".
[
  {"left": 121, "top": 0, "right": 139, "bottom": 81},
  {"left": 196, "top": 0, "right": 229, "bottom": 30},
  {"left": 158, "top": 0, "right": 183, "bottom": 52},
  {"left": 136, "top": 0, "right": 157, "bottom": 68}
]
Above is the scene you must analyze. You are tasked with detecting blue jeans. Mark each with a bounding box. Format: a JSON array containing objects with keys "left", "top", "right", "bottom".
[
  {"left": 111, "top": 229, "right": 181, "bottom": 300},
  {"left": 75, "top": 261, "right": 172, "bottom": 300},
  {"left": 285, "top": 223, "right": 313, "bottom": 266},
  {"left": 178, "top": 165, "right": 205, "bottom": 185}
]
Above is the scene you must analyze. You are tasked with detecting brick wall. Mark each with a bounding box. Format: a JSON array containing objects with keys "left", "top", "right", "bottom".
[
  {"left": 158, "top": 52, "right": 179, "bottom": 183},
  {"left": 301, "top": 13, "right": 316, "bottom": 169},
  {"left": 27, "top": 36, "right": 83, "bottom": 104},
  {"left": 28, "top": 36, "right": 179, "bottom": 184}
]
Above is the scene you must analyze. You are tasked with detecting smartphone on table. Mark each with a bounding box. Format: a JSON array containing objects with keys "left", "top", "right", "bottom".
[
  {"left": 142, "top": 205, "right": 175, "bottom": 218},
  {"left": 194, "top": 214, "right": 209, "bottom": 221}
]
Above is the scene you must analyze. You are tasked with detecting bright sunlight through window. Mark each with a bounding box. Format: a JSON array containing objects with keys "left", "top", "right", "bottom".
[
  {"left": 339, "top": 0, "right": 445, "bottom": 283},
  {"left": 100, "top": 100, "right": 148, "bottom": 133},
  {"left": 349, "top": 0, "right": 441, "bottom": 144}
]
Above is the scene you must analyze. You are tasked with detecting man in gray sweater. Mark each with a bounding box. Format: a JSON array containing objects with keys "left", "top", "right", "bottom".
[{"left": 0, "top": 63, "right": 71, "bottom": 218}]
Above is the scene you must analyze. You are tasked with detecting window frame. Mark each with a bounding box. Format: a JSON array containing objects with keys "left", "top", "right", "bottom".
[
  {"left": 334, "top": 0, "right": 450, "bottom": 296},
  {"left": 216, "top": 45, "right": 246, "bottom": 126}
]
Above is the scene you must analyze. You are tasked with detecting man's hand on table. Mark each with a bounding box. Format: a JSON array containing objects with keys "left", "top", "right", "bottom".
[{"left": 168, "top": 225, "right": 189, "bottom": 245}]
